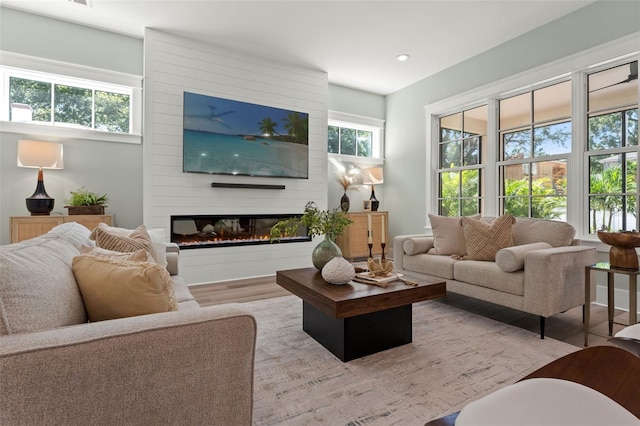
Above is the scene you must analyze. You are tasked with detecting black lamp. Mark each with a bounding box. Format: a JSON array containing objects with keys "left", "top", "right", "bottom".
[
  {"left": 17, "top": 140, "right": 64, "bottom": 216},
  {"left": 363, "top": 167, "right": 384, "bottom": 212}
]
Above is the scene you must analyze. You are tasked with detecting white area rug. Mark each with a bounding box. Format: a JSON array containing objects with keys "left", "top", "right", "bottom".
[{"left": 250, "top": 295, "right": 578, "bottom": 425}]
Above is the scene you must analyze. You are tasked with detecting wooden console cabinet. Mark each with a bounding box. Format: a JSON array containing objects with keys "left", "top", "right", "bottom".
[
  {"left": 10, "top": 215, "right": 113, "bottom": 243},
  {"left": 335, "top": 211, "right": 389, "bottom": 260}
]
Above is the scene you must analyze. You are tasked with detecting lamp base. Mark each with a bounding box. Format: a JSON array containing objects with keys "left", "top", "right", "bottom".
[{"left": 26, "top": 196, "right": 54, "bottom": 216}]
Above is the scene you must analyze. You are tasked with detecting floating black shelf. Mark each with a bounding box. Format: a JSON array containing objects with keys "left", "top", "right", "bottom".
[{"left": 211, "top": 182, "right": 286, "bottom": 190}]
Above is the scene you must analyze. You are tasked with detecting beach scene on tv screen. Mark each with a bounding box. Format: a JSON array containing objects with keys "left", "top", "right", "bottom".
[{"left": 183, "top": 92, "right": 309, "bottom": 178}]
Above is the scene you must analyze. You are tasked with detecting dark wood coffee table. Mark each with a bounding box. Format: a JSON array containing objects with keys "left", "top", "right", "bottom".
[{"left": 276, "top": 267, "right": 446, "bottom": 361}]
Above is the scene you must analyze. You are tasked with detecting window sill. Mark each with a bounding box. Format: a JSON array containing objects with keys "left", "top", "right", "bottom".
[{"left": 1, "top": 121, "right": 142, "bottom": 144}]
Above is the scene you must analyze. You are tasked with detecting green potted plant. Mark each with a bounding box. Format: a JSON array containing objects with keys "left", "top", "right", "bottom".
[
  {"left": 65, "top": 186, "right": 109, "bottom": 215},
  {"left": 270, "top": 201, "right": 352, "bottom": 270}
]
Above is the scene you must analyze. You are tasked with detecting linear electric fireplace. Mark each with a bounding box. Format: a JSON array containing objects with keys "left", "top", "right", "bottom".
[{"left": 171, "top": 214, "right": 310, "bottom": 249}]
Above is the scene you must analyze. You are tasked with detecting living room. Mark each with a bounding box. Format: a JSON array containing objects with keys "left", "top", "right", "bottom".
[{"left": 1, "top": 1, "right": 640, "bottom": 424}]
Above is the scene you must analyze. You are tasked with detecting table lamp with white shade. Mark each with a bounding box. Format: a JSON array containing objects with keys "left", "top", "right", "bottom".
[
  {"left": 362, "top": 167, "right": 383, "bottom": 212},
  {"left": 17, "top": 140, "right": 64, "bottom": 215}
]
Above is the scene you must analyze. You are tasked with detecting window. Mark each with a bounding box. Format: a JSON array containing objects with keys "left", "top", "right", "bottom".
[
  {"left": 498, "top": 81, "right": 571, "bottom": 220},
  {"left": 586, "top": 61, "right": 638, "bottom": 233},
  {"left": 7, "top": 72, "right": 131, "bottom": 133},
  {"left": 0, "top": 53, "right": 142, "bottom": 143},
  {"left": 426, "top": 36, "right": 638, "bottom": 238},
  {"left": 437, "top": 105, "right": 487, "bottom": 216},
  {"left": 327, "top": 111, "right": 384, "bottom": 163}
]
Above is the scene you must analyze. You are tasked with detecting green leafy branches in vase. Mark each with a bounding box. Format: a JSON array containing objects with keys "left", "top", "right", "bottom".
[{"left": 270, "top": 201, "right": 352, "bottom": 270}]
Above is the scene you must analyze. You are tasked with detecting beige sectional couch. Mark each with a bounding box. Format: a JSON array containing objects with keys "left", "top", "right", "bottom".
[
  {"left": 0, "top": 222, "right": 256, "bottom": 425},
  {"left": 394, "top": 216, "right": 597, "bottom": 338}
]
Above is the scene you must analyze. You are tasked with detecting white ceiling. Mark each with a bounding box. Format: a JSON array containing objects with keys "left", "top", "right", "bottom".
[{"left": 1, "top": 0, "right": 597, "bottom": 95}]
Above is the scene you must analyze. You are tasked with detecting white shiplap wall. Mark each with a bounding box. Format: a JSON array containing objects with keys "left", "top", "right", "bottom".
[{"left": 143, "top": 29, "right": 328, "bottom": 285}]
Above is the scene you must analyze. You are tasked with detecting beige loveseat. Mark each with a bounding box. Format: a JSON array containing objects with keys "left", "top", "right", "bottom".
[
  {"left": 394, "top": 216, "right": 597, "bottom": 338},
  {"left": 0, "top": 222, "right": 256, "bottom": 425}
]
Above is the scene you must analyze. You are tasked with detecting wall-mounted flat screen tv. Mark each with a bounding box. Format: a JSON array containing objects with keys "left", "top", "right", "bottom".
[{"left": 183, "top": 92, "right": 309, "bottom": 179}]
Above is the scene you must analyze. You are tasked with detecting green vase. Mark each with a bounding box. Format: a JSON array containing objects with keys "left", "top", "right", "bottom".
[{"left": 312, "top": 237, "right": 342, "bottom": 271}]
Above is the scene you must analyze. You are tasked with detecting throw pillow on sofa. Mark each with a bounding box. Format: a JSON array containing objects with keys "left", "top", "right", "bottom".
[
  {"left": 460, "top": 214, "right": 515, "bottom": 261},
  {"left": 90, "top": 223, "right": 158, "bottom": 263},
  {"left": 80, "top": 245, "right": 153, "bottom": 262},
  {"left": 495, "top": 242, "right": 552, "bottom": 272},
  {"left": 90, "top": 223, "right": 168, "bottom": 267},
  {"left": 72, "top": 255, "right": 178, "bottom": 322},
  {"left": 427, "top": 214, "right": 481, "bottom": 256}
]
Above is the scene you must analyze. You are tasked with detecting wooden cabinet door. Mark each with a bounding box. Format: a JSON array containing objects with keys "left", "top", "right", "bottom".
[{"left": 10, "top": 217, "right": 64, "bottom": 243}]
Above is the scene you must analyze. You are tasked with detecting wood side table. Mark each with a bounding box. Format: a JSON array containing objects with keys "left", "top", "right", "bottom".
[
  {"left": 584, "top": 262, "right": 639, "bottom": 346},
  {"left": 334, "top": 211, "right": 388, "bottom": 260}
]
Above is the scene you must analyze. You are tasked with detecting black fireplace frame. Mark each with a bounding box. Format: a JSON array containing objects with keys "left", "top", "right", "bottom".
[{"left": 171, "top": 213, "right": 310, "bottom": 250}]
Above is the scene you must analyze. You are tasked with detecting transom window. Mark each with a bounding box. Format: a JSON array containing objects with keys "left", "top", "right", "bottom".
[
  {"left": 327, "top": 112, "right": 384, "bottom": 162},
  {"left": 5, "top": 70, "right": 131, "bottom": 133}
]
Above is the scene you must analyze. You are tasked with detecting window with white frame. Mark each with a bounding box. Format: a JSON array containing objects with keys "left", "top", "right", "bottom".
[
  {"left": 586, "top": 61, "right": 638, "bottom": 233},
  {"left": 0, "top": 53, "right": 142, "bottom": 143},
  {"left": 328, "top": 111, "right": 384, "bottom": 164},
  {"left": 428, "top": 42, "right": 638, "bottom": 237},
  {"left": 437, "top": 105, "right": 487, "bottom": 216},
  {"left": 498, "top": 80, "right": 571, "bottom": 220}
]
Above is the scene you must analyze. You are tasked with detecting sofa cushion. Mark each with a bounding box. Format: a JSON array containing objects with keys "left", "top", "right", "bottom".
[
  {"left": 495, "top": 242, "right": 552, "bottom": 272},
  {"left": 403, "top": 253, "right": 456, "bottom": 280},
  {"left": 90, "top": 223, "right": 158, "bottom": 262},
  {"left": 72, "top": 255, "right": 178, "bottom": 322},
  {"left": 512, "top": 217, "right": 576, "bottom": 247},
  {"left": 427, "top": 214, "right": 480, "bottom": 256},
  {"left": 403, "top": 237, "right": 434, "bottom": 255},
  {"left": 454, "top": 260, "right": 525, "bottom": 296},
  {"left": 0, "top": 223, "right": 90, "bottom": 335},
  {"left": 461, "top": 214, "right": 515, "bottom": 261}
]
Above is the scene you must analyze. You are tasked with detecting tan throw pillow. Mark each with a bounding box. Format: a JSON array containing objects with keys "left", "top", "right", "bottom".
[
  {"left": 90, "top": 223, "right": 157, "bottom": 261},
  {"left": 461, "top": 214, "right": 515, "bottom": 261},
  {"left": 72, "top": 255, "right": 178, "bottom": 322},
  {"left": 428, "top": 214, "right": 480, "bottom": 256},
  {"left": 80, "top": 245, "right": 152, "bottom": 262}
]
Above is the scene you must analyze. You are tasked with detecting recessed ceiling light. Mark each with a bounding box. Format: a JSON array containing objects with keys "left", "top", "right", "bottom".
[
  {"left": 68, "top": 0, "right": 93, "bottom": 7},
  {"left": 396, "top": 54, "right": 410, "bottom": 62}
]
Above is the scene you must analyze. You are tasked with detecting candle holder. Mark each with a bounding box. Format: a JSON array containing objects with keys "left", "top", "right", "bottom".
[
  {"left": 368, "top": 243, "right": 373, "bottom": 259},
  {"left": 381, "top": 243, "right": 386, "bottom": 261}
]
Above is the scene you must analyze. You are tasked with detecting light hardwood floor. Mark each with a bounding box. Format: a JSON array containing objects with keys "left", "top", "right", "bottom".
[{"left": 190, "top": 275, "right": 630, "bottom": 349}]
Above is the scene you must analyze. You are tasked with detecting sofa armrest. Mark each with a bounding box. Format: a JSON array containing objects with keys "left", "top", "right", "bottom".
[
  {"left": 165, "top": 242, "right": 179, "bottom": 275},
  {"left": 523, "top": 246, "right": 597, "bottom": 317},
  {"left": 0, "top": 304, "right": 256, "bottom": 426},
  {"left": 393, "top": 234, "right": 433, "bottom": 271}
]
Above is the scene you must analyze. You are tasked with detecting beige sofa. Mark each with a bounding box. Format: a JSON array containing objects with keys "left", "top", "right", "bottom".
[
  {"left": 394, "top": 216, "right": 597, "bottom": 338},
  {"left": 0, "top": 222, "right": 256, "bottom": 426}
]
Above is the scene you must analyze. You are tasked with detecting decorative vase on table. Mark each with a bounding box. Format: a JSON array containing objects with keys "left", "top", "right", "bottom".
[
  {"left": 369, "top": 186, "right": 379, "bottom": 212},
  {"left": 312, "top": 236, "right": 343, "bottom": 271},
  {"left": 340, "top": 192, "right": 350, "bottom": 212}
]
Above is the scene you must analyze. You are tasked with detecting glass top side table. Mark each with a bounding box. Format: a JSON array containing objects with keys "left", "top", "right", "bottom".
[{"left": 584, "top": 262, "right": 639, "bottom": 346}]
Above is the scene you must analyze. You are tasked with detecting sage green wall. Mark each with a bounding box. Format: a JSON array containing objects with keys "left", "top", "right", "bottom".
[
  {"left": 0, "top": 7, "right": 144, "bottom": 244},
  {"left": 328, "top": 84, "right": 385, "bottom": 120},
  {"left": 385, "top": 0, "right": 640, "bottom": 238}
]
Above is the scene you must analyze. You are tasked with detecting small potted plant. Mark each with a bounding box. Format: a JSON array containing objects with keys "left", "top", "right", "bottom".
[
  {"left": 270, "top": 201, "right": 352, "bottom": 270},
  {"left": 65, "top": 186, "right": 109, "bottom": 215}
]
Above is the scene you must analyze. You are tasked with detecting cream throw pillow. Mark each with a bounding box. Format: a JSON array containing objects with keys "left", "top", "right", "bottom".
[
  {"left": 461, "top": 214, "right": 515, "bottom": 261},
  {"left": 90, "top": 223, "right": 157, "bottom": 262},
  {"left": 428, "top": 214, "right": 480, "bottom": 256},
  {"left": 72, "top": 255, "right": 178, "bottom": 322}
]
